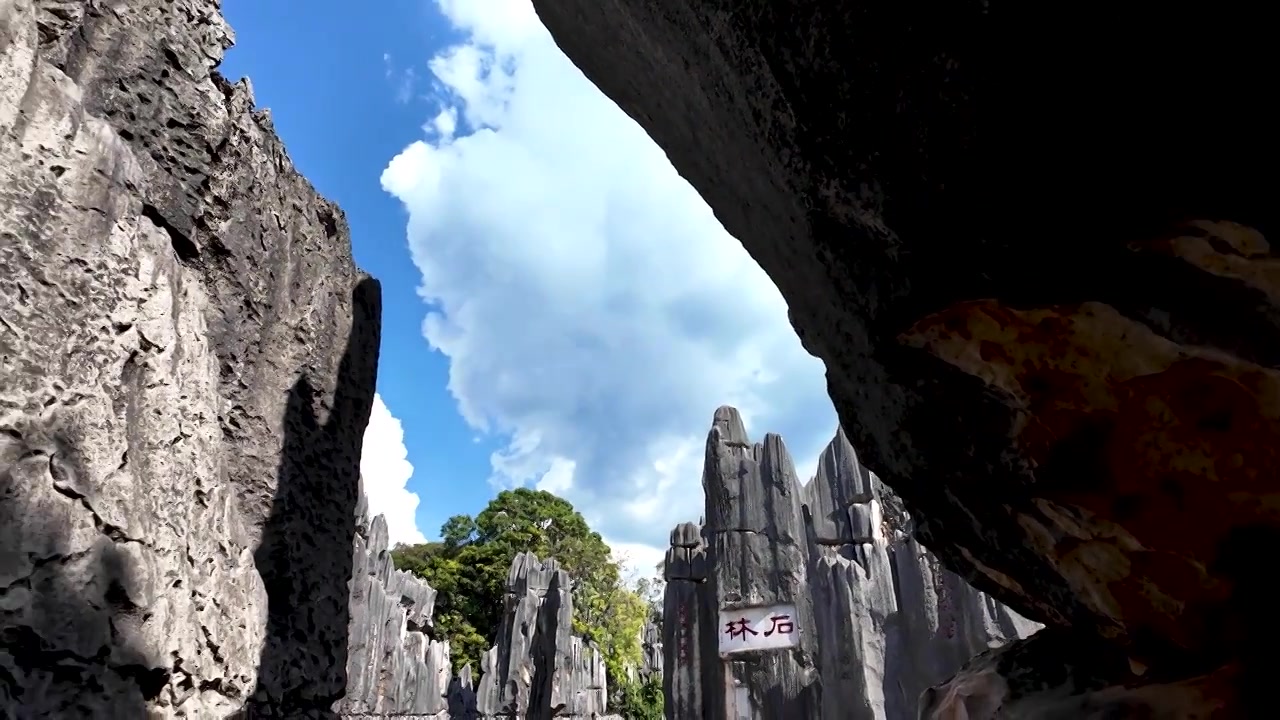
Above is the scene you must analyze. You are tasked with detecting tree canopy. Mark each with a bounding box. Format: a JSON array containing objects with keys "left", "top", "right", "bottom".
[{"left": 391, "top": 488, "right": 651, "bottom": 694}]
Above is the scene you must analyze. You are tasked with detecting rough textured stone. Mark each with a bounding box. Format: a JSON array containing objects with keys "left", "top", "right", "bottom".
[
  {"left": 662, "top": 522, "right": 714, "bottom": 720},
  {"left": 919, "top": 628, "right": 1240, "bottom": 720},
  {"left": 1, "top": 2, "right": 627, "bottom": 717},
  {"left": 638, "top": 618, "right": 662, "bottom": 683},
  {"left": 474, "top": 552, "right": 610, "bottom": 719},
  {"left": 530, "top": 0, "right": 1278, "bottom": 706},
  {"left": 339, "top": 497, "right": 452, "bottom": 719},
  {"left": 804, "top": 428, "right": 1039, "bottom": 720},
  {"left": 702, "top": 407, "right": 822, "bottom": 718},
  {"left": 1, "top": 0, "right": 379, "bottom": 717},
  {"left": 664, "top": 407, "right": 1038, "bottom": 718}
]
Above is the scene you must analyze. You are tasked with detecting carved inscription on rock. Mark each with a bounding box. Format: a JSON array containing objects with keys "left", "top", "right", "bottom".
[{"left": 717, "top": 603, "right": 798, "bottom": 656}]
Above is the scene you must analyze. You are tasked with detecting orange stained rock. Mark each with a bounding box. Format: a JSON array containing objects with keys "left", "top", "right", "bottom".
[
  {"left": 1137, "top": 220, "right": 1280, "bottom": 305},
  {"left": 899, "top": 286, "right": 1280, "bottom": 662}
]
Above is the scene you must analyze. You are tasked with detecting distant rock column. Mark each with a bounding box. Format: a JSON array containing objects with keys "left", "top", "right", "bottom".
[
  {"left": 339, "top": 489, "right": 453, "bottom": 718},
  {"left": 802, "top": 429, "right": 901, "bottom": 720},
  {"left": 700, "top": 406, "right": 822, "bottom": 718},
  {"left": 448, "top": 664, "right": 478, "bottom": 719},
  {"left": 562, "top": 636, "right": 610, "bottom": 717},
  {"left": 475, "top": 552, "right": 610, "bottom": 719},
  {"left": 639, "top": 618, "right": 664, "bottom": 682},
  {"left": 799, "top": 424, "right": 1041, "bottom": 719},
  {"left": 661, "top": 522, "right": 713, "bottom": 719}
]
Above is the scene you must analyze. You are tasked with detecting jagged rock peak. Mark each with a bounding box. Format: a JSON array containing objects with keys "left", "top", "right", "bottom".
[
  {"left": 663, "top": 411, "right": 1040, "bottom": 718},
  {"left": 342, "top": 509, "right": 451, "bottom": 718},
  {"left": 507, "top": 551, "right": 569, "bottom": 596},
  {"left": 804, "top": 427, "right": 890, "bottom": 548},
  {"left": 669, "top": 521, "right": 702, "bottom": 548},
  {"left": 814, "top": 426, "right": 874, "bottom": 501},
  {"left": 709, "top": 404, "right": 750, "bottom": 447},
  {"left": 702, "top": 405, "right": 805, "bottom": 538}
]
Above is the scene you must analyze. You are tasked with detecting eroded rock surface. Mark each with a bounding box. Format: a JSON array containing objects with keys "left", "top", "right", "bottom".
[
  {"left": 638, "top": 617, "right": 662, "bottom": 683},
  {"left": 339, "top": 493, "right": 452, "bottom": 719},
  {"left": 664, "top": 407, "right": 1038, "bottom": 719},
  {"left": 1, "top": 0, "right": 379, "bottom": 716},
  {"left": 919, "top": 628, "right": 1240, "bottom": 720},
  {"left": 342, "top": 543, "right": 618, "bottom": 719},
  {"left": 475, "top": 552, "right": 610, "bottom": 719},
  {"left": 532, "top": 0, "right": 1277, "bottom": 710}
]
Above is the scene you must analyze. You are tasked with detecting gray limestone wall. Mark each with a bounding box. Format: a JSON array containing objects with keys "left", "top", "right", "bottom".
[
  {"left": 0, "top": 0, "right": 616, "bottom": 717},
  {"left": 2, "top": 0, "right": 380, "bottom": 716},
  {"left": 663, "top": 407, "right": 1041, "bottom": 719}
]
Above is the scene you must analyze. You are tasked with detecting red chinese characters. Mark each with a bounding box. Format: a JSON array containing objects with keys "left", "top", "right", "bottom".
[
  {"left": 678, "top": 605, "right": 690, "bottom": 660},
  {"left": 722, "top": 613, "right": 794, "bottom": 641},
  {"left": 723, "top": 617, "right": 757, "bottom": 640},
  {"left": 764, "top": 614, "right": 793, "bottom": 637}
]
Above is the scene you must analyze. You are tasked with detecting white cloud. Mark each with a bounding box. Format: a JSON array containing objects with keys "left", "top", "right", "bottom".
[
  {"left": 361, "top": 393, "right": 428, "bottom": 546},
  {"left": 607, "top": 538, "right": 668, "bottom": 588},
  {"left": 382, "top": 52, "right": 420, "bottom": 105},
  {"left": 381, "top": 1, "right": 836, "bottom": 561}
]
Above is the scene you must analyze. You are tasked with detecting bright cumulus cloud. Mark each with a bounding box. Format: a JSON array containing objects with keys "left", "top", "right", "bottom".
[
  {"left": 361, "top": 394, "right": 427, "bottom": 546},
  {"left": 381, "top": 0, "right": 836, "bottom": 560}
]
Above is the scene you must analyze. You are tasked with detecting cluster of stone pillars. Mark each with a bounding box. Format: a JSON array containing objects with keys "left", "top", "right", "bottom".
[
  {"left": 660, "top": 407, "right": 1041, "bottom": 719},
  {"left": 340, "top": 498, "right": 611, "bottom": 719}
]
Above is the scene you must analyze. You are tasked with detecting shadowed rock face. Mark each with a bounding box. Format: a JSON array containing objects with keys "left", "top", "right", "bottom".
[
  {"left": 1, "top": 0, "right": 379, "bottom": 716},
  {"left": 530, "top": 0, "right": 1278, "bottom": 707}
]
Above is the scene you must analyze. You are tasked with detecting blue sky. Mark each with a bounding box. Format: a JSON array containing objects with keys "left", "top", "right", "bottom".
[{"left": 219, "top": 0, "right": 837, "bottom": 573}]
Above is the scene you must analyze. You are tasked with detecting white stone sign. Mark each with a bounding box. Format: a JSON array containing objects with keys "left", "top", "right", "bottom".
[{"left": 717, "top": 603, "right": 799, "bottom": 656}]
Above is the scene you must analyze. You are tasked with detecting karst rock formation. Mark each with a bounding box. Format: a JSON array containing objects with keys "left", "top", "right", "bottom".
[
  {"left": 2, "top": 0, "right": 380, "bottom": 715},
  {"left": 1, "top": 0, "right": 614, "bottom": 717},
  {"left": 341, "top": 516, "right": 614, "bottom": 720},
  {"left": 662, "top": 407, "right": 1041, "bottom": 719},
  {"left": 530, "top": 0, "right": 1275, "bottom": 715},
  {"left": 8, "top": 0, "right": 1278, "bottom": 716}
]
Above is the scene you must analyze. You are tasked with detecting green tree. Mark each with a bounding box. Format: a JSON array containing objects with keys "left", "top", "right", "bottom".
[
  {"left": 390, "top": 488, "right": 652, "bottom": 688},
  {"left": 614, "top": 676, "right": 663, "bottom": 720},
  {"left": 440, "top": 514, "right": 477, "bottom": 547}
]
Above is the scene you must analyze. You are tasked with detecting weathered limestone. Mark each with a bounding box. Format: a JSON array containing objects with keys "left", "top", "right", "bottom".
[
  {"left": 475, "top": 552, "right": 610, "bottom": 719},
  {"left": 702, "top": 407, "right": 821, "bottom": 718},
  {"left": 662, "top": 522, "right": 713, "bottom": 720},
  {"left": 1, "top": 1, "right": 617, "bottom": 717},
  {"left": 804, "top": 428, "right": 1039, "bottom": 720},
  {"left": 338, "top": 536, "right": 618, "bottom": 719},
  {"left": 664, "top": 408, "right": 1039, "bottom": 719},
  {"left": 920, "top": 628, "right": 1241, "bottom": 719},
  {"left": 638, "top": 618, "right": 662, "bottom": 683},
  {"left": 339, "top": 489, "right": 452, "bottom": 719},
  {"left": 531, "top": 0, "right": 1277, "bottom": 710},
  {"left": 2, "top": 0, "right": 378, "bottom": 716}
]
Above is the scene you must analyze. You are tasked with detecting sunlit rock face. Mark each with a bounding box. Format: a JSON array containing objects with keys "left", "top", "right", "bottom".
[
  {"left": 531, "top": 0, "right": 1276, "bottom": 713},
  {"left": 1, "top": 0, "right": 379, "bottom": 716},
  {"left": 662, "top": 408, "right": 1038, "bottom": 719}
]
